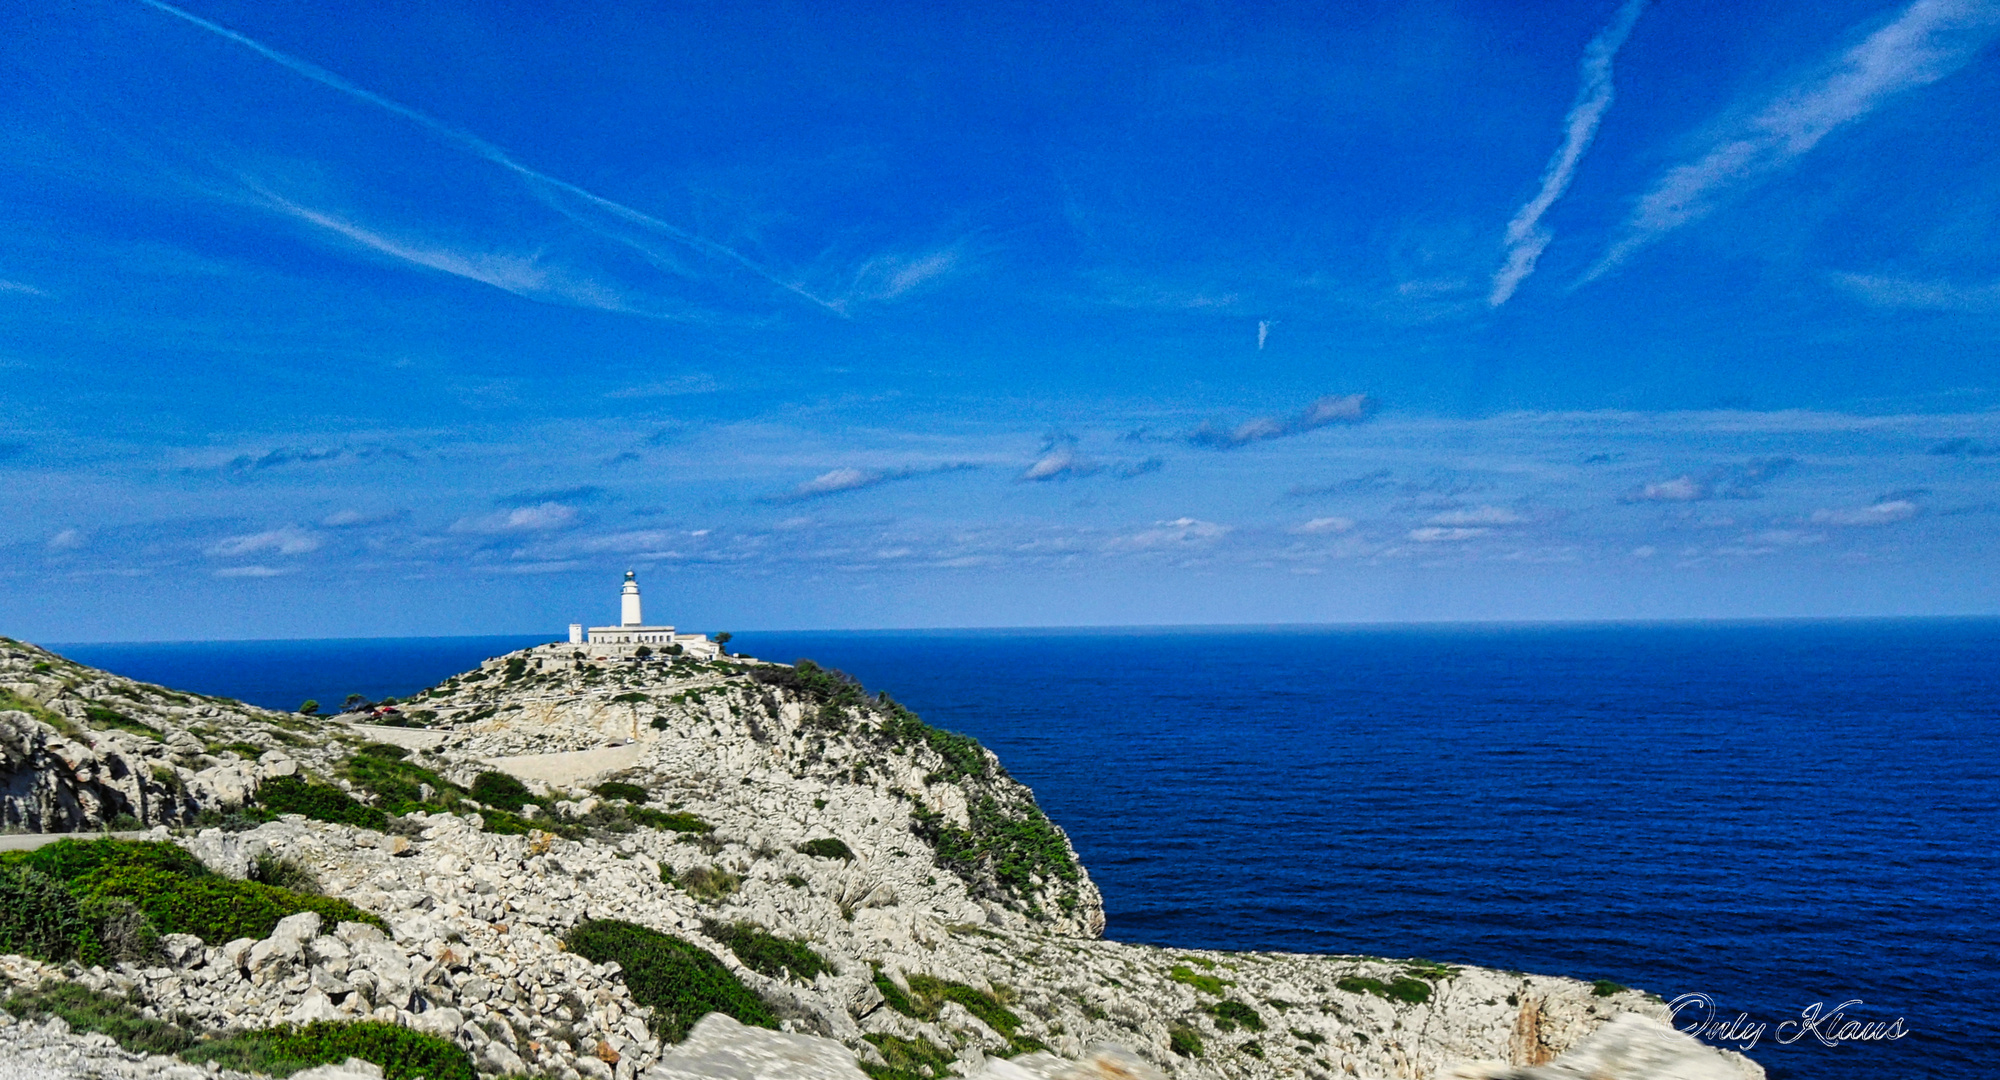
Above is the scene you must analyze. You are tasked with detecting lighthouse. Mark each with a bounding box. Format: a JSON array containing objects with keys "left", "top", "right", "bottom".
[
  {"left": 573, "top": 570, "right": 720, "bottom": 658},
  {"left": 621, "top": 569, "right": 643, "bottom": 626}
]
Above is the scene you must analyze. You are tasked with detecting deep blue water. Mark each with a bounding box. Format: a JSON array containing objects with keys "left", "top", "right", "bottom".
[{"left": 53, "top": 620, "right": 2000, "bottom": 1080}]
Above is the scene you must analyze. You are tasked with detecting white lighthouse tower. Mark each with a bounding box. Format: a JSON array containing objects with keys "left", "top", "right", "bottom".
[
  {"left": 575, "top": 570, "right": 720, "bottom": 658},
  {"left": 620, "top": 569, "right": 643, "bottom": 626}
]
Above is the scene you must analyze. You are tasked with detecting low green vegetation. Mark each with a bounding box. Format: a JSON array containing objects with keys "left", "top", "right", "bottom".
[
  {"left": 1592, "top": 979, "right": 1627, "bottom": 997},
  {"left": 184, "top": 1021, "right": 475, "bottom": 1080},
  {"left": 0, "top": 688, "right": 77, "bottom": 737},
  {"left": 675, "top": 866, "right": 740, "bottom": 903},
  {"left": 861, "top": 1033, "right": 956, "bottom": 1080},
  {"left": 1168, "top": 1024, "right": 1205, "bottom": 1058},
  {"left": 1335, "top": 975, "right": 1432, "bottom": 1005},
  {"left": 468, "top": 770, "right": 535, "bottom": 812},
  {"left": 0, "top": 838, "right": 384, "bottom": 954},
  {"left": 592, "top": 781, "right": 649, "bottom": 802},
  {"left": 81, "top": 705, "right": 161, "bottom": 739},
  {"left": 797, "top": 837, "right": 854, "bottom": 861},
  {"left": 3, "top": 981, "right": 193, "bottom": 1054},
  {"left": 562, "top": 919, "right": 777, "bottom": 1042},
  {"left": 701, "top": 919, "right": 830, "bottom": 982},
  {"left": 1205, "top": 999, "right": 1265, "bottom": 1032},
  {"left": 871, "top": 967, "right": 1043, "bottom": 1056},
  {"left": 1169, "top": 965, "right": 1232, "bottom": 996},
  {"left": 251, "top": 776, "right": 388, "bottom": 830}
]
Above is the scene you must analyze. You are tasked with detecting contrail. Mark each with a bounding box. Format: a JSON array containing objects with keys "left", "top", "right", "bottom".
[
  {"left": 1489, "top": 0, "right": 1648, "bottom": 307},
  {"left": 133, "top": 0, "right": 839, "bottom": 312},
  {"left": 1583, "top": 0, "right": 2000, "bottom": 283}
]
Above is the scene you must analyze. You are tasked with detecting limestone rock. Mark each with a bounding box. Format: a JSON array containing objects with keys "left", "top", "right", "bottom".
[
  {"left": 643, "top": 1014, "right": 869, "bottom": 1080},
  {"left": 1451, "top": 1014, "right": 1760, "bottom": 1080}
]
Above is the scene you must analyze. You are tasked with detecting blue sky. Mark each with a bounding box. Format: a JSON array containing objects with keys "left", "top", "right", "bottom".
[{"left": 4, "top": 0, "right": 2000, "bottom": 640}]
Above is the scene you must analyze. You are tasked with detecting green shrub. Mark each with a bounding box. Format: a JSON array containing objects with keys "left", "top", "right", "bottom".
[
  {"left": 3, "top": 981, "right": 194, "bottom": 1055},
  {"left": 1591, "top": 979, "right": 1627, "bottom": 997},
  {"left": 797, "top": 837, "right": 854, "bottom": 861},
  {"left": 0, "top": 865, "right": 95, "bottom": 961},
  {"left": 1335, "top": 975, "right": 1431, "bottom": 1005},
  {"left": 1205, "top": 999, "right": 1265, "bottom": 1032},
  {"left": 871, "top": 968, "right": 1024, "bottom": 1040},
  {"left": 253, "top": 776, "right": 388, "bottom": 830},
  {"left": 676, "top": 866, "right": 740, "bottom": 903},
  {"left": 1168, "top": 1024, "right": 1205, "bottom": 1058},
  {"left": 562, "top": 919, "right": 778, "bottom": 1042},
  {"left": 184, "top": 1020, "right": 475, "bottom": 1080},
  {"left": 1169, "top": 965, "right": 1231, "bottom": 996},
  {"left": 74, "top": 865, "right": 385, "bottom": 943},
  {"left": 502, "top": 658, "right": 527, "bottom": 681},
  {"left": 249, "top": 854, "right": 321, "bottom": 893},
  {"left": 702, "top": 920, "right": 830, "bottom": 982},
  {"left": 593, "top": 781, "right": 649, "bottom": 802},
  {"left": 17, "top": 839, "right": 207, "bottom": 883},
  {"left": 861, "top": 1033, "right": 955, "bottom": 1080},
  {"left": 82, "top": 705, "right": 162, "bottom": 739},
  {"left": 469, "top": 771, "right": 535, "bottom": 812},
  {"left": 298, "top": 700, "right": 319, "bottom": 716},
  {"left": 610, "top": 692, "right": 650, "bottom": 704}
]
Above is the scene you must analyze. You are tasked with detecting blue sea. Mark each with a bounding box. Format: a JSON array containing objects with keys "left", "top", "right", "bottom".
[{"left": 55, "top": 620, "right": 1999, "bottom": 1080}]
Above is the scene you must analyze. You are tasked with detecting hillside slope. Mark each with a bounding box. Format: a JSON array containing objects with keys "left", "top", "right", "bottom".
[{"left": 0, "top": 637, "right": 1761, "bottom": 1080}]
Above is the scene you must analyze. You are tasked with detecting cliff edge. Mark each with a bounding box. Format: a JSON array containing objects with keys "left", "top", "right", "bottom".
[{"left": 0, "top": 636, "right": 1761, "bottom": 1080}]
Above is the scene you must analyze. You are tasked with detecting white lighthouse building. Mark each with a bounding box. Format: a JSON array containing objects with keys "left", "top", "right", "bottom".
[{"left": 567, "top": 571, "right": 721, "bottom": 659}]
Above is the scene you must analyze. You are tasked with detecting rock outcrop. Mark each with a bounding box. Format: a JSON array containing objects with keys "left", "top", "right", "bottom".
[{"left": 0, "top": 636, "right": 1763, "bottom": 1080}]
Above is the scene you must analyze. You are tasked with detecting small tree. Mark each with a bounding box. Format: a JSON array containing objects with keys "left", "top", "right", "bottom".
[
  {"left": 635, "top": 645, "right": 653, "bottom": 659},
  {"left": 298, "top": 700, "right": 319, "bottom": 716},
  {"left": 344, "top": 694, "right": 367, "bottom": 712},
  {"left": 714, "top": 632, "right": 732, "bottom": 655}
]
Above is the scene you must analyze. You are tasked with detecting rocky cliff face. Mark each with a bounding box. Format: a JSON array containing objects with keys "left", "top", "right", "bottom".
[{"left": 0, "top": 637, "right": 1762, "bottom": 1080}]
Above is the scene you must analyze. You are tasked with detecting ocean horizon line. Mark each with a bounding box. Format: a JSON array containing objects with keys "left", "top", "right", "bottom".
[{"left": 34, "top": 611, "right": 2000, "bottom": 648}]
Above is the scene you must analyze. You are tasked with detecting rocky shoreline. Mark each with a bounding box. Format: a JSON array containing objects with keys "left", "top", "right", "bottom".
[{"left": 0, "top": 636, "right": 1761, "bottom": 1080}]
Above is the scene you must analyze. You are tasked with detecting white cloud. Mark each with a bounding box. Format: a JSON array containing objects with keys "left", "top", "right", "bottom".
[
  {"left": 1408, "top": 526, "right": 1490, "bottom": 543},
  {"left": 1632, "top": 476, "right": 1708, "bottom": 502},
  {"left": 1292, "top": 517, "right": 1355, "bottom": 534},
  {"left": 1833, "top": 272, "right": 2000, "bottom": 312},
  {"left": 1427, "top": 505, "right": 1526, "bottom": 526},
  {"left": 1114, "top": 517, "right": 1232, "bottom": 550},
  {"left": 214, "top": 565, "right": 287, "bottom": 578},
  {"left": 1189, "top": 394, "right": 1374, "bottom": 448},
  {"left": 1020, "top": 448, "right": 1100, "bottom": 482},
  {"left": 1587, "top": 0, "right": 2000, "bottom": 281},
  {"left": 772, "top": 463, "right": 978, "bottom": 502},
  {"left": 604, "top": 374, "right": 720, "bottom": 398},
  {"left": 207, "top": 526, "right": 321, "bottom": 557},
  {"left": 450, "top": 502, "right": 579, "bottom": 534},
  {"left": 1812, "top": 499, "right": 1920, "bottom": 525},
  {"left": 1489, "top": 0, "right": 1649, "bottom": 306},
  {"left": 46, "top": 528, "right": 84, "bottom": 551},
  {"left": 0, "top": 280, "right": 48, "bottom": 297},
  {"left": 834, "top": 250, "right": 959, "bottom": 310}
]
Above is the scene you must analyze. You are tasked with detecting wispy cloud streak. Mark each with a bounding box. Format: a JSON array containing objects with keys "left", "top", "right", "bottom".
[
  {"left": 1585, "top": 0, "right": 2000, "bottom": 282},
  {"left": 1489, "top": 0, "right": 1648, "bottom": 306},
  {"left": 134, "top": 0, "right": 838, "bottom": 312}
]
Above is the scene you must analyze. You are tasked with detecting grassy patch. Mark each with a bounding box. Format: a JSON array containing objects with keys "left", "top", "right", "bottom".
[
  {"left": 1168, "top": 1024, "right": 1205, "bottom": 1058},
  {"left": 702, "top": 919, "right": 830, "bottom": 982},
  {"left": 0, "top": 865, "right": 98, "bottom": 962},
  {"left": 563, "top": 919, "right": 777, "bottom": 1042},
  {"left": 0, "top": 688, "right": 78, "bottom": 737},
  {"left": 469, "top": 771, "right": 535, "bottom": 812},
  {"left": 82, "top": 705, "right": 162, "bottom": 739},
  {"left": 3, "top": 981, "right": 193, "bottom": 1055},
  {"left": 252, "top": 776, "right": 388, "bottom": 830},
  {"left": 1205, "top": 999, "right": 1265, "bottom": 1032},
  {"left": 184, "top": 1021, "right": 475, "bottom": 1080},
  {"left": 676, "top": 866, "right": 741, "bottom": 903},
  {"left": 797, "top": 837, "right": 854, "bottom": 861},
  {"left": 1169, "top": 965, "right": 1232, "bottom": 996},
  {"left": 861, "top": 1033, "right": 956, "bottom": 1080},
  {"left": 1336, "top": 975, "right": 1432, "bottom": 1005}
]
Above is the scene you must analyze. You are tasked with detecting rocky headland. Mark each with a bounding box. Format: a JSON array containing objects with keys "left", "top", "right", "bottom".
[{"left": 0, "top": 636, "right": 1761, "bottom": 1080}]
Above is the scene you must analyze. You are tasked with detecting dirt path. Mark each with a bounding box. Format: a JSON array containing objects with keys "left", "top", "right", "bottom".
[{"left": 482, "top": 742, "right": 646, "bottom": 787}]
